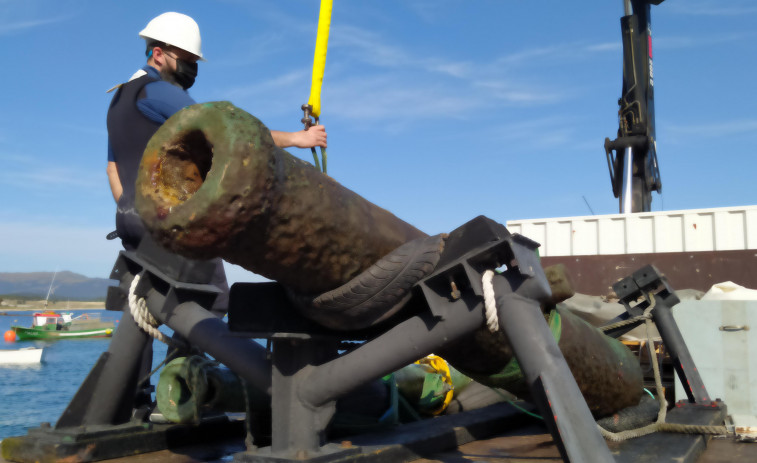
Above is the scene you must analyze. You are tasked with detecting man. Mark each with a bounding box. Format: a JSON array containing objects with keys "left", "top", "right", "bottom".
[
  {"left": 106, "top": 13, "right": 326, "bottom": 414},
  {"left": 106, "top": 12, "right": 327, "bottom": 308}
]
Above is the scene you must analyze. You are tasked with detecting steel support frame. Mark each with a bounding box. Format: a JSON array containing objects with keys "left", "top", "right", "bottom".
[
  {"left": 1, "top": 237, "right": 270, "bottom": 463},
  {"left": 94, "top": 248, "right": 276, "bottom": 410},
  {"left": 612, "top": 264, "right": 711, "bottom": 404},
  {"left": 54, "top": 240, "right": 235, "bottom": 429},
  {"left": 29, "top": 236, "right": 275, "bottom": 456},
  {"left": 11, "top": 218, "right": 720, "bottom": 463},
  {"left": 235, "top": 216, "right": 615, "bottom": 463}
]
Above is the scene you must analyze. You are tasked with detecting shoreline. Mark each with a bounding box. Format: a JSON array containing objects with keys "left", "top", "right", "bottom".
[{"left": 0, "top": 300, "right": 105, "bottom": 312}]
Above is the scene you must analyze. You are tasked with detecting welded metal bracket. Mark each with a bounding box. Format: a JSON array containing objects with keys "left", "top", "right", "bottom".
[
  {"left": 612, "top": 264, "right": 712, "bottom": 404},
  {"left": 231, "top": 216, "right": 614, "bottom": 463},
  {"left": 0, "top": 236, "right": 239, "bottom": 463},
  {"left": 6, "top": 219, "right": 729, "bottom": 463}
]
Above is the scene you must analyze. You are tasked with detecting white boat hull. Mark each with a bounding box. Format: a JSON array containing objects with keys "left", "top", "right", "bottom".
[{"left": 0, "top": 347, "right": 44, "bottom": 365}]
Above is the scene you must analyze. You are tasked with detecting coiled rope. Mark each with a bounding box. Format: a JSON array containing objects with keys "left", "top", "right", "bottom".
[
  {"left": 129, "top": 273, "right": 189, "bottom": 387},
  {"left": 482, "top": 270, "right": 499, "bottom": 332},
  {"left": 480, "top": 271, "right": 730, "bottom": 440},
  {"left": 128, "top": 273, "right": 177, "bottom": 347}
]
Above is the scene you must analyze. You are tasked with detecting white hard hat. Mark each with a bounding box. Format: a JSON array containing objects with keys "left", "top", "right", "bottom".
[{"left": 139, "top": 12, "right": 205, "bottom": 61}]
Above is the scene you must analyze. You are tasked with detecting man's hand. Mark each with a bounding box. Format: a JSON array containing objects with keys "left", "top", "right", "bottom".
[
  {"left": 299, "top": 125, "right": 327, "bottom": 148},
  {"left": 271, "top": 125, "right": 327, "bottom": 149}
]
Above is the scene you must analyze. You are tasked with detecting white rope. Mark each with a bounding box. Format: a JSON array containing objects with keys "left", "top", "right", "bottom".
[
  {"left": 128, "top": 274, "right": 172, "bottom": 345},
  {"left": 482, "top": 270, "right": 499, "bottom": 332},
  {"left": 596, "top": 294, "right": 727, "bottom": 440},
  {"left": 599, "top": 311, "right": 653, "bottom": 333},
  {"left": 598, "top": 294, "right": 664, "bottom": 441}
]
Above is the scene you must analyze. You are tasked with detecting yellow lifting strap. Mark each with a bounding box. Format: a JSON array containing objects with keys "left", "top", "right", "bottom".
[
  {"left": 415, "top": 354, "right": 455, "bottom": 415},
  {"left": 307, "top": 0, "right": 332, "bottom": 119}
]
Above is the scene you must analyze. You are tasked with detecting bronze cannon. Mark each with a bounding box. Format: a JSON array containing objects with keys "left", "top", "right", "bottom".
[
  {"left": 136, "top": 101, "right": 424, "bottom": 295},
  {"left": 135, "top": 101, "right": 642, "bottom": 417}
]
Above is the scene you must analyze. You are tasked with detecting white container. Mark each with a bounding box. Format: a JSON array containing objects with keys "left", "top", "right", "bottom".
[
  {"left": 506, "top": 205, "right": 757, "bottom": 257},
  {"left": 673, "top": 300, "right": 757, "bottom": 436}
]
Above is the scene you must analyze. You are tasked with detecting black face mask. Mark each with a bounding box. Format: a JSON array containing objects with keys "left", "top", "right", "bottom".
[{"left": 173, "top": 59, "right": 198, "bottom": 90}]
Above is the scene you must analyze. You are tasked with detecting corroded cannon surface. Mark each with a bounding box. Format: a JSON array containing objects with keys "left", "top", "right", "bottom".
[
  {"left": 439, "top": 307, "right": 643, "bottom": 417},
  {"left": 136, "top": 102, "right": 425, "bottom": 295},
  {"left": 136, "top": 101, "right": 642, "bottom": 418}
]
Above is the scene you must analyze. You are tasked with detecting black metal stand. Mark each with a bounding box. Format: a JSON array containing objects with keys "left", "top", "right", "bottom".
[
  {"left": 1, "top": 236, "right": 269, "bottom": 463},
  {"left": 612, "top": 265, "right": 712, "bottom": 404},
  {"left": 0, "top": 218, "right": 730, "bottom": 463},
  {"left": 229, "top": 217, "right": 613, "bottom": 463}
]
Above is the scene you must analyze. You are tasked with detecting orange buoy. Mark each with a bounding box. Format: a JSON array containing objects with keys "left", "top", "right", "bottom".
[{"left": 4, "top": 330, "right": 16, "bottom": 343}]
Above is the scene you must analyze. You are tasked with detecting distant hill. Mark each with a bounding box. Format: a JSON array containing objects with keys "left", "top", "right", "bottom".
[{"left": 0, "top": 271, "right": 115, "bottom": 301}]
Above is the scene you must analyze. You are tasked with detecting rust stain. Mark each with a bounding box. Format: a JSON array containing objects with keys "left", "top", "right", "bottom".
[{"left": 56, "top": 443, "right": 96, "bottom": 463}]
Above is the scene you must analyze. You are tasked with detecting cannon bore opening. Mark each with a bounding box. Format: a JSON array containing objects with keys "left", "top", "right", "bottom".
[{"left": 156, "top": 130, "right": 214, "bottom": 207}]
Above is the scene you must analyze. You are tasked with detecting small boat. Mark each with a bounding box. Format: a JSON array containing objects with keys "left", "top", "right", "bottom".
[
  {"left": 11, "top": 311, "right": 115, "bottom": 341},
  {"left": 0, "top": 347, "right": 44, "bottom": 365}
]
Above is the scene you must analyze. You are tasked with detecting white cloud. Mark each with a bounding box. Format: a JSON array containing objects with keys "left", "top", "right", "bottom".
[
  {"left": 424, "top": 59, "right": 473, "bottom": 79},
  {"left": 331, "top": 24, "right": 474, "bottom": 80},
  {"left": 487, "top": 116, "right": 579, "bottom": 150},
  {"left": 495, "top": 40, "right": 624, "bottom": 69},
  {"left": 496, "top": 44, "right": 569, "bottom": 66},
  {"left": 0, "top": 15, "right": 71, "bottom": 35},
  {"left": 213, "top": 21, "right": 619, "bottom": 135},
  {"left": 325, "top": 75, "right": 483, "bottom": 124},
  {"left": 0, "top": 165, "right": 101, "bottom": 190},
  {"left": 301, "top": 31, "right": 576, "bottom": 128},
  {"left": 220, "top": 69, "right": 309, "bottom": 101},
  {"left": 0, "top": 151, "right": 36, "bottom": 166},
  {"left": 586, "top": 42, "right": 622, "bottom": 53},
  {"left": 405, "top": 0, "right": 450, "bottom": 23},
  {"left": 212, "top": 32, "right": 294, "bottom": 69},
  {"left": 331, "top": 25, "right": 414, "bottom": 69},
  {"left": 474, "top": 80, "right": 564, "bottom": 105}
]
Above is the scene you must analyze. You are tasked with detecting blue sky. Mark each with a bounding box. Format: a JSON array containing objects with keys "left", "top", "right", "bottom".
[{"left": 1, "top": 0, "right": 755, "bottom": 283}]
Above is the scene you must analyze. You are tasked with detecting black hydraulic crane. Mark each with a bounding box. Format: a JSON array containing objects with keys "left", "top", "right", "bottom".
[{"left": 605, "top": 0, "right": 664, "bottom": 213}]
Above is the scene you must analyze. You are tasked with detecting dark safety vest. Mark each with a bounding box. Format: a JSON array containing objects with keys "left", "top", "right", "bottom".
[{"left": 106, "top": 74, "right": 161, "bottom": 249}]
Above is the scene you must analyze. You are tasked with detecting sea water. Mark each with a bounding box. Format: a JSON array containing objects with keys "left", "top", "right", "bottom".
[{"left": 0, "top": 310, "right": 169, "bottom": 441}]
